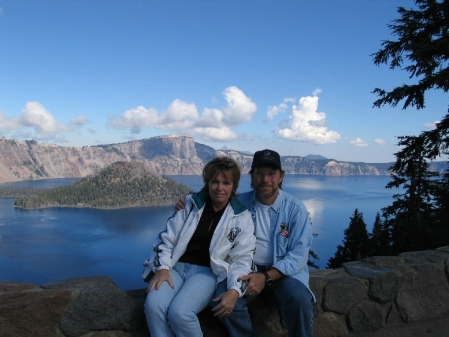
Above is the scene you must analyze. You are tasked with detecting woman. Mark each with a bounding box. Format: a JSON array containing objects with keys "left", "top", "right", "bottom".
[{"left": 144, "top": 156, "right": 256, "bottom": 337}]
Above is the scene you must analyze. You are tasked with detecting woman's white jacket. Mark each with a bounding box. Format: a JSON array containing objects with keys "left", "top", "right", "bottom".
[{"left": 149, "top": 190, "right": 256, "bottom": 297}]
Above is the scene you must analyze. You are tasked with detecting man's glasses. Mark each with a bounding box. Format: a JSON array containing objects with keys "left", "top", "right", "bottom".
[
  {"left": 210, "top": 158, "right": 236, "bottom": 168},
  {"left": 254, "top": 171, "right": 278, "bottom": 179}
]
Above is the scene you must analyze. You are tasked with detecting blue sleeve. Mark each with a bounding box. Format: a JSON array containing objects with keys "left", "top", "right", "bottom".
[{"left": 272, "top": 202, "right": 313, "bottom": 276}]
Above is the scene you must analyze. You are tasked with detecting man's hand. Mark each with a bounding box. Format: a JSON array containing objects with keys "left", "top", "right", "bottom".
[
  {"left": 239, "top": 273, "right": 266, "bottom": 296},
  {"left": 147, "top": 269, "right": 174, "bottom": 292},
  {"left": 241, "top": 269, "right": 284, "bottom": 296},
  {"left": 174, "top": 197, "right": 186, "bottom": 212},
  {"left": 211, "top": 289, "right": 239, "bottom": 318}
]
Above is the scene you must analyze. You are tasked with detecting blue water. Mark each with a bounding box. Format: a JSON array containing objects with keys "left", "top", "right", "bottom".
[{"left": 0, "top": 175, "right": 396, "bottom": 290}]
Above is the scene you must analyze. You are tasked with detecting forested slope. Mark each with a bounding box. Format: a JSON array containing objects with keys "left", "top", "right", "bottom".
[{"left": 14, "top": 161, "right": 193, "bottom": 209}]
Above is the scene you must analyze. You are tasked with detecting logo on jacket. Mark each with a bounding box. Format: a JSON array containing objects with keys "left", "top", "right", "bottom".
[
  {"left": 227, "top": 227, "right": 241, "bottom": 242},
  {"left": 278, "top": 223, "right": 289, "bottom": 238}
]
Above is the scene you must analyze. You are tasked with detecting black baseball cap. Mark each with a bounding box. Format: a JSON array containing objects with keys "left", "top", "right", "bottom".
[{"left": 251, "top": 149, "right": 282, "bottom": 170}]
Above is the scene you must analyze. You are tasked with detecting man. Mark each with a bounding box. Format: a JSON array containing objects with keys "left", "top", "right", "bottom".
[{"left": 177, "top": 149, "right": 315, "bottom": 337}]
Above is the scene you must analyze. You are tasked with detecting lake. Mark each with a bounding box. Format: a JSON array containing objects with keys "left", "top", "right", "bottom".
[{"left": 0, "top": 175, "right": 397, "bottom": 290}]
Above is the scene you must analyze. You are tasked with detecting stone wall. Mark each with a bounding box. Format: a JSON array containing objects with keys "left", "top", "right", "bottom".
[
  {"left": 309, "top": 246, "right": 449, "bottom": 337},
  {"left": 1, "top": 247, "right": 448, "bottom": 337}
]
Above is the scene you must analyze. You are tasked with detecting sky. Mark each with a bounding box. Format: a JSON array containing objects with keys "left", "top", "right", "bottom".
[{"left": 0, "top": 0, "right": 447, "bottom": 163}]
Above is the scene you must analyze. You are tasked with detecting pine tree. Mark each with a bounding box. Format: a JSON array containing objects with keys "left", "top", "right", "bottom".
[
  {"left": 372, "top": 0, "right": 449, "bottom": 110},
  {"left": 432, "top": 167, "right": 449, "bottom": 246},
  {"left": 327, "top": 209, "right": 370, "bottom": 268},
  {"left": 369, "top": 213, "right": 391, "bottom": 256},
  {"left": 382, "top": 135, "right": 439, "bottom": 254},
  {"left": 372, "top": 0, "right": 449, "bottom": 253}
]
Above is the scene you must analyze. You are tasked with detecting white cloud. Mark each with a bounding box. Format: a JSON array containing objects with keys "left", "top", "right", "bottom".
[
  {"left": 312, "top": 88, "right": 322, "bottom": 96},
  {"left": 350, "top": 137, "right": 368, "bottom": 147},
  {"left": 11, "top": 130, "right": 32, "bottom": 139},
  {"left": 107, "top": 102, "right": 197, "bottom": 133},
  {"left": 158, "top": 99, "right": 199, "bottom": 130},
  {"left": 0, "top": 102, "right": 74, "bottom": 143},
  {"left": 108, "top": 86, "right": 256, "bottom": 142},
  {"left": 375, "top": 138, "right": 387, "bottom": 145},
  {"left": 0, "top": 111, "right": 21, "bottom": 131},
  {"left": 221, "top": 86, "right": 257, "bottom": 126},
  {"left": 71, "top": 115, "right": 88, "bottom": 126},
  {"left": 424, "top": 121, "right": 439, "bottom": 129},
  {"left": 20, "top": 102, "right": 71, "bottom": 134},
  {"left": 267, "top": 104, "right": 286, "bottom": 121},
  {"left": 273, "top": 94, "right": 340, "bottom": 144},
  {"left": 195, "top": 108, "right": 224, "bottom": 128},
  {"left": 192, "top": 126, "right": 238, "bottom": 141},
  {"left": 266, "top": 97, "right": 295, "bottom": 121},
  {"left": 108, "top": 105, "right": 159, "bottom": 130}
]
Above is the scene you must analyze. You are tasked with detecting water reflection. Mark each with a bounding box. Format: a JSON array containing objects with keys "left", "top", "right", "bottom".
[
  {"left": 301, "top": 199, "right": 325, "bottom": 230},
  {"left": 0, "top": 175, "right": 396, "bottom": 290}
]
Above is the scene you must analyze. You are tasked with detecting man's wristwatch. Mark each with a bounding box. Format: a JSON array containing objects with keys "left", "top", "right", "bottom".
[{"left": 262, "top": 271, "right": 273, "bottom": 287}]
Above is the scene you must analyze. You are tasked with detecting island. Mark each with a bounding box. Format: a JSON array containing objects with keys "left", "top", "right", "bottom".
[{"left": 13, "top": 161, "right": 193, "bottom": 209}]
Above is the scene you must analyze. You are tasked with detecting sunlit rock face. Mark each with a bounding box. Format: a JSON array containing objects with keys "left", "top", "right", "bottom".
[
  {"left": 0, "top": 136, "right": 209, "bottom": 183},
  {"left": 3, "top": 135, "right": 446, "bottom": 184}
]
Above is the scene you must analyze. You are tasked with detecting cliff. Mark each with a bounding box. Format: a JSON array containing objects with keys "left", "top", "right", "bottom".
[
  {"left": 0, "top": 136, "right": 209, "bottom": 184},
  {"left": 0, "top": 135, "right": 447, "bottom": 184},
  {"left": 1, "top": 247, "right": 448, "bottom": 337}
]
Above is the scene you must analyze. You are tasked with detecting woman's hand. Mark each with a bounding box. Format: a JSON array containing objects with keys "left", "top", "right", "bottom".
[
  {"left": 174, "top": 197, "right": 187, "bottom": 212},
  {"left": 147, "top": 269, "right": 174, "bottom": 292},
  {"left": 211, "top": 289, "right": 239, "bottom": 318}
]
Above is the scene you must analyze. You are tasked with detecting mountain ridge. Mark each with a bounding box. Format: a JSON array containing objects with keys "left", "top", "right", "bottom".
[{"left": 0, "top": 135, "right": 446, "bottom": 184}]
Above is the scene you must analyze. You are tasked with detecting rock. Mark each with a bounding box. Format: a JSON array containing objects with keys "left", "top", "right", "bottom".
[
  {"left": 42, "top": 276, "right": 118, "bottom": 290},
  {"left": 368, "top": 271, "right": 401, "bottom": 304},
  {"left": 0, "top": 283, "right": 71, "bottom": 337},
  {"left": 1, "top": 248, "right": 449, "bottom": 337},
  {"left": 60, "top": 285, "right": 141, "bottom": 336},
  {"left": 323, "top": 277, "right": 368, "bottom": 314},
  {"left": 0, "top": 277, "right": 146, "bottom": 337},
  {"left": 343, "top": 260, "right": 395, "bottom": 279},
  {"left": 385, "top": 302, "right": 403, "bottom": 326},
  {"left": 4, "top": 135, "right": 438, "bottom": 184},
  {"left": 49, "top": 277, "right": 144, "bottom": 337},
  {"left": 395, "top": 263, "right": 449, "bottom": 322},
  {"left": 347, "top": 300, "right": 385, "bottom": 332},
  {"left": 248, "top": 295, "right": 288, "bottom": 337},
  {"left": 343, "top": 261, "right": 401, "bottom": 304},
  {"left": 312, "top": 311, "right": 348, "bottom": 337}
]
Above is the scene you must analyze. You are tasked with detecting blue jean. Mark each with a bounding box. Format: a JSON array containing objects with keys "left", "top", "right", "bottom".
[
  {"left": 144, "top": 262, "right": 216, "bottom": 337},
  {"left": 212, "top": 274, "right": 314, "bottom": 337}
]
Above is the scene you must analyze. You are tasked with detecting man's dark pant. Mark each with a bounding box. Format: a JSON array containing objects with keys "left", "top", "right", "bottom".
[{"left": 211, "top": 276, "right": 313, "bottom": 337}]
